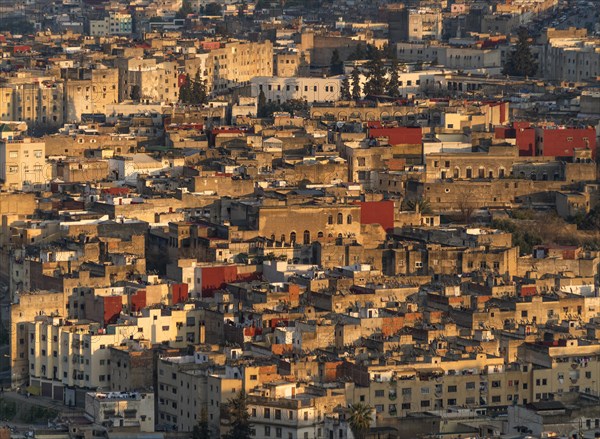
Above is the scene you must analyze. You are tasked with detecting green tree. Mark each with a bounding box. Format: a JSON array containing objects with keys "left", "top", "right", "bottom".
[
  {"left": 503, "top": 28, "right": 538, "bottom": 77},
  {"left": 280, "top": 99, "right": 309, "bottom": 117},
  {"left": 130, "top": 84, "right": 141, "bottom": 101},
  {"left": 382, "top": 42, "right": 396, "bottom": 60},
  {"left": 341, "top": 76, "right": 351, "bottom": 100},
  {"left": 222, "top": 391, "right": 253, "bottom": 439},
  {"left": 205, "top": 2, "right": 222, "bottom": 15},
  {"left": 403, "top": 197, "right": 432, "bottom": 214},
  {"left": 190, "top": 69, "right": 207, "bottom": 105},
  {"left": 191, "top": 410, "right": 210, "bottom": 439},
  {"left": 351, "top": 66, "right": 361, "bottom": 100},
  {"left": 347, "top": 44, "right": 366, "bottom": 61},
  {"left": 330, "top": 49, "right": 344, "bottom": 75},
  {"left": 363, "top": 49, "right": 387, "bottom": 96},
  {"left": 179, "top": 73, "right": 192, "bottom": 103},
  {"left": 386, "top": 59, "right": 401, "bottom": 97},
  {"left": 176, "top": 0, "right": 193, "bottom": 18},
  {"left": 257, "top": 90, "right": 267, "bottom": 117},
  {"left": 348, "top": 403, "right": 372, "bottom": 439}
]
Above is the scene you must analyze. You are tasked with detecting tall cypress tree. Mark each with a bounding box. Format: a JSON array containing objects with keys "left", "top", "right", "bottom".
[
  {"left": 190, "top": 69, "right": 207, "bottom": 105},
  {"left": 341, "top": 76, "right": 351, "bottom": 100},
  {"left": 386, "top": 59, "right": 401, "bottom": 97},
  {"left": 503, "top": 28, "right": 538, "bottom": 77},
  {"left": 179, "top": 74, "right": 191, "bottom": 103},
  {"left": 351, "top": 67, "right": 361, "bottom": 100},
  {"left": 363, "top": 49, "right": 387, "bottom": 96},
  {"left": 330, "top": 49, "right": 344, "bottom": 75},
  {"left": 257, "top": 90, "right": 267, "bottom": 117},
  {"left": 222, "top": 391, "right": 253, "bottom": 439}
]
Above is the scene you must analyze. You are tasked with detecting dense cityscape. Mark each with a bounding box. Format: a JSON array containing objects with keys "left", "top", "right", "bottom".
[{"left": 0, "top": 0, "right": 599, "bottom": 437}]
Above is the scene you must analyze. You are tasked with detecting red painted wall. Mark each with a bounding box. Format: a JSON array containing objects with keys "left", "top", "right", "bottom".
[
  {"left": 537, "top": 127, "right": 596, "bottom": 158},
  {"left": 368, "top": 127, "right": 422, "bottom": 145},
  {"left": 516, "top": 127, "right": 536, "bottom": 156},
  {"left": 129, "top": 289, "right": 146, "bottom": 312},
  {"left": 103, "top": 296, "right": 122, "bottom": 325},
  {"left": 360, "top": 201, "right": 395, "bottom": 232},
  {"left": 201, "top": 266, "right": 239, "bottom": 297},
  {"left": 171, "top": 283, "right": 189, "bottom": 304}
]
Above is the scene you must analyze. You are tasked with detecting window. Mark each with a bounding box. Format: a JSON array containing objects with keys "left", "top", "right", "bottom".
[
  {"left": 304, "top": 411, "right": 308, "bottom": 421},
  {"left": 448, "top": 385, "right": 457, "bottom": 393},
  {"left": 290, "top": 232, "right": 296, "bottom": 242},
  {"left": 328, "top": 215, "right": 333, "bottom": 225},
  {"left": 347, "top": 215, "right": 352, "bottom": 224},
  {"left": 375, "top": 390, "right": 385, "bottom": 397},
  {"left": 421, "top": 400, "right": 430, "bottom": 407},
  {"left": 303, "top": 230, "right": 310, "bottom": 244},
  {"left": 264, "top": 408, "right": 270, "bottom": 419},
  {"left": 265, "top": 426, "right": 271, "bottom": 436},
  {"left": 337, "top": 213, "right": 343, "bottom": 224},
  {"left": 466, "top": 382, "right": 475, "bottom": 390}
]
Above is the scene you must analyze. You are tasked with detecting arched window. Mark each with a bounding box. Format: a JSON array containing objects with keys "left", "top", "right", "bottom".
[
  {"left": 337, "top": 213, "right": 343, "bottom": 224},
  {"left": 498, "top": 168, "right": 505, "bottom": 178},
  {"left": 453, "top": 168, "right": 460, "bottom": 179},
  {"left": 280, "top": 234, "right": 286, "bottom": 242},
  {"left": 317, "top": 231, "right": 324, "bottom": 238},
  {"left": 328, "top": 215, "right": 333, "bottom": 225},
  {"left": 303, "top": 230, "right": 310, "bottom": 244},
  {"left": 290, "top": 232, "right": 296, "bottom": 243},
  {"left": 270, "top": 234, "right": 275, "bottom": 242},
  {"left": 466, "top": 168, "right": 472, "bottom": 178},
  {"left": 347, "top": 215, "right": 352, "bottom": 224}
]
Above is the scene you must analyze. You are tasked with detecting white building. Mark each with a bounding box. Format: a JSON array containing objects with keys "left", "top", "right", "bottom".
[
  {"left": 85, "top": 391, "right": 155, "bottom": 432},
  {"left": 250, "top": 76, "right": 343, "bottom": 104},
  {"left": 89, "top": 11, "right": 133, "bottom": 36}
]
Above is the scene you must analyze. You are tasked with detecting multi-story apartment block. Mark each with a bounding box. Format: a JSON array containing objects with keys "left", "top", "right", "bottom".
[
  {"left": 538, "top": 37, "right": 600, "bottom": 82},
  {"left": 63, "top": 67, "right": 119, "bottom": 122},
  {"left": 116, "top": 58, "right": 180, "bottom": 104},
  {"left": 157, "top": 353, "right": 242, "bottom": 435},
  {"left": 0, "top": 137, "right": 46, "bottom": 190},
  {"left": 89, "top": 11, "right": 133, "bottom": 36},
  {"left": 247, "top": 382, "right": 346, "bottom": 439},
  {"left": 85, "top": 391, "right": 155, "bottom": 432},
  {"left": 0, "top": 79, "right": 64, "bottom": 128}
]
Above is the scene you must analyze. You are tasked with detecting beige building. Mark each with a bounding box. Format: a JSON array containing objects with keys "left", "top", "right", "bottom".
[
  {"left": 85, "top": 391, "right": 155, "bottom": 432},
  {"left": 0, "top": 137, "right": 46, "bottom": 190},
  {"left": 157, "top": 354, "right": 242, "bottom": 435},
  {"left": 0, "top": 79, "right": 64, "bottom": 128},
  {"left": 117, "top": 58, "right": 179, "bottom": 104},
  {"left": 63, "top": 67, "right": 119, "bottom": 122},
  {"left": 206, "top": 41, "right": 273, "bottom": 94},
  {"left": 247, "top": 382, "right": 346, "bottom": 439}
]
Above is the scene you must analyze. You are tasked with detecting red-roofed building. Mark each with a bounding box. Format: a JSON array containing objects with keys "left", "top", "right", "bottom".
[
  {"left": 360, "top": 200, "right": 395, "bottom": 232},
  {"left": 368, "top": 127, "right": 423, "bottom": 146},
  {"left": 535, "top": 126, "right": 596, "bottom": 159}
]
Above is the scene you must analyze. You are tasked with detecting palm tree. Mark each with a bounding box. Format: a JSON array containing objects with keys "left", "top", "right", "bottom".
[{"left": 348, "top": 403, "right": 372, "bottom": 439}]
